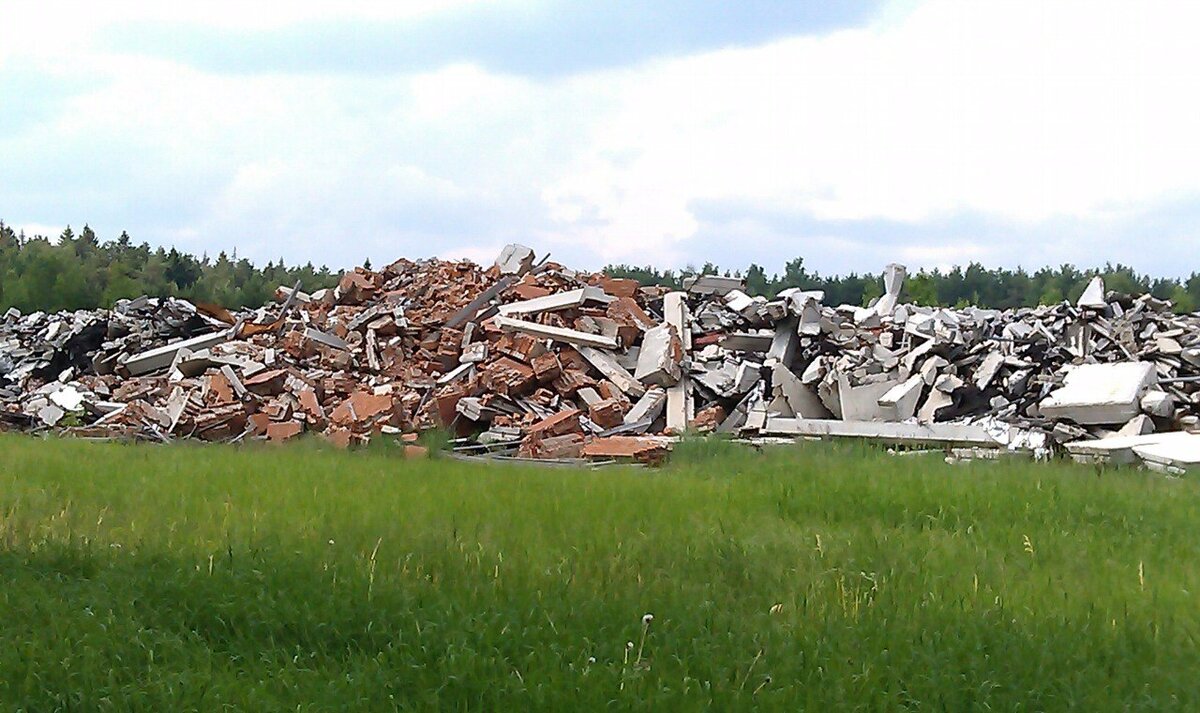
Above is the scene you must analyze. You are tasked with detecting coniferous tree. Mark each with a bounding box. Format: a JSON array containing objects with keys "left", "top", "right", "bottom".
[{"left": 3, "top": 220, "right": 1198, "bottom": 315}]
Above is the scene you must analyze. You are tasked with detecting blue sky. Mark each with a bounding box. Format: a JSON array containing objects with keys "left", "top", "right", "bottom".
[{"left": 3, "top": 0, "right": 1200, "bottom": 276}]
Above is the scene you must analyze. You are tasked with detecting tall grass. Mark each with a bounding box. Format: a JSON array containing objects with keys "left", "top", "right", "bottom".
[{"left": 0, "top": 434, "right": 1196, "bottom": 710}]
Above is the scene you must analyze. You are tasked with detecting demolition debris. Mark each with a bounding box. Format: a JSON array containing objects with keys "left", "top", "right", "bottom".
[{"left": 4, "top": 247, "right": 1200, "bottom": 470}]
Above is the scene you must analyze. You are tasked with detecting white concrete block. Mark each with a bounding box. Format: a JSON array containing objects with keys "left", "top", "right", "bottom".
[{"left": 1040, "top": 361, "right": 1157, "bottom": 425}]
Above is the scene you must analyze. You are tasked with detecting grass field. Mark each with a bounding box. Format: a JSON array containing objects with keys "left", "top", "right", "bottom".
[{"left": 1, "top": 435, "right": 1198, "bottom": 710}]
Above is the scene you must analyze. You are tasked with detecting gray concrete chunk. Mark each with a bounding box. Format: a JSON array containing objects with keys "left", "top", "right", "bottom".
[{"left": 495, "top": 244, "right": 535, "bottom": 275}]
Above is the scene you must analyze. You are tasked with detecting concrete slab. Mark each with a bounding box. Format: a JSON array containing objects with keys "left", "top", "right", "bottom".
[
  {"left": 837, "top": 373, "right": 901, "bottom": 421},
  {"left": 634, "top": 324, "right": 682, "bottom": 387},
  {"left": 1077, "top": 276, "right": 1106, "bottom": 309},
  {"left": 762, "top": 417, "right": 1000, "bottom": 446},
  {"left": 878, "top": 374, "right": 924, "bottom": 421},
  {"left": 1064, "top": 430, "right": 1192, "bottom": 464},
  {"left": 1133, "top": 434, "right": 1200, "bottom": 474},
  {"left": 1040, "top": 361, "right": 1157, "bottom": 425}
]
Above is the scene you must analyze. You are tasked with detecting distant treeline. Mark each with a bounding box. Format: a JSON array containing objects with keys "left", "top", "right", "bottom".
[
  {"left": 5, "top": 221, "right": 1200, "bottom": 314},
  {"left": 0, "top": 223, "right": 339, "bottom": 313},
  {"left": 604, "top": 257, "right": 1200, "bottom": 312}
]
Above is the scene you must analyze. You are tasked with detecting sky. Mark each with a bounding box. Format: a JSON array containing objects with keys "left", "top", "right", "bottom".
[{"left": 4, "top": 0, "right": 1200, "bottom": 277}]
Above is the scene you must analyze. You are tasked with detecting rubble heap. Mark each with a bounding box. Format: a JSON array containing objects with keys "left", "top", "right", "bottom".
[{"left": 3, "top": 247, "right": 1200, "bottom": 469}]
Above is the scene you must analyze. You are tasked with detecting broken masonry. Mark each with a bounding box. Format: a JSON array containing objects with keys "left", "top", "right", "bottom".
[{"left": 3, "top": 245, "right": 1200, "bottom": 470}]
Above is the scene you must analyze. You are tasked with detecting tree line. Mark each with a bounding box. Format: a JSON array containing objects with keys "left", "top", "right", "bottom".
[
  {"left": 0, "top": 222, "right": 338, "bottom": 313},
  {"left": 4, "top": 221, "right": 1199, "bottom": 314},
  {"left": 604, "top": 257, "right": 1200, "bottom": 313}
]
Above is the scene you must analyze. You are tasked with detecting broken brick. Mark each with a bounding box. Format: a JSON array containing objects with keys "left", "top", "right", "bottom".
[
  {"left": 588, "top": 398, "right": 625, "bottom": 429},
  {"left": 527, "top": 408, "right": 582, "bottom": 437},
  {"left": 267, "top": 420, "right": 304, "bottom": 442}
]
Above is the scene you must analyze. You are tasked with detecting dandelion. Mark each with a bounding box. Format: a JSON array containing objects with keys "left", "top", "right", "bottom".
[
  {"left": 634, "top": 613, "right": 654, "bottom": 669},
  {"left": 620, "top": 642, "right": 634, "bottom": 690},
  {"left": 328, "top": 539, "right": 335, "bottom": 546}
]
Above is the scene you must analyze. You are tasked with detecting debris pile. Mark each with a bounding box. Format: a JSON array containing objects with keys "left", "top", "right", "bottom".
[{"left": 4, "top": 247, "right": 1200, "bottom": 470}]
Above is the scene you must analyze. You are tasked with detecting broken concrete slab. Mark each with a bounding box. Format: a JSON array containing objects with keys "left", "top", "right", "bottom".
[
  {"left": 577, "top": 346, "right": 645, "bottom": 397},
  {"left": 837, "top": 373, "right": 902, "bottom": 422},
  {"left": 1117, "top": 414, "right": 1155, "bottom": 437},
  {"left": 48, "top": 385, "right": 85, "bottom": 412},
  {"left": 121, "top": 330, "right": 231, "bottom": 376},
  {"left": 874, "top": 263, "right": 906, "bottom": 316},
  {"left": 1077, "top": 276, "right": 1106, "bottom": 309},
  {"left": 1064, "top": 431, "right": 1191, "bottom": 465},
  {"left": 37, "top": 403, "right": 65, "bottom": 427},
  {"left": 1141, "top": 389, "right": 1175, "bottom": 418},
  {"left": 762, "top": 417, "right": 1002, "bottom": 446},
  {"left": 683, "top": 275, "right": 744, "bottom": 296},
  {"left": 495, "top": 244, "right": 536, "bottom": 275},
  {"left": 974, "top": 351, "right": 1004, "bottom": 390},
  {"left": 692, "top": 357, "right": 752, "bottom": 399},
  {"left": 491, "top": 315, "right": 619, "bottom": 350},
  {"left": 1040, "top": 361, "right": 1157, "bottom": 425},
  {"left": 625, "top": 386, "right": 667, "bottom": 426},
  {"left": 772, "top": 363, "right": 831, "bottom": 419},
  {"left": 719, "top": 331, "right": 773, "bottom": 352},
  {"left": 662, "top": 292, "right": 693, "bottom": 433},
  {"left": 878, "top": 374, "right": 924, "bottom": 421},
  {"left": 634, "top": 324, "right": 682, "bottom": 387},
  {"left": 498, "top": 286, "right": 614, "bottom": 317},
  {"left": 1133, "top": 434, "right": 1200, "bottom": 474},
  {"left": 767, "top": 317, "right": 800, "bottom": 365},
  {"left": 304, "top": 327, "right": 349, "bottom": 350}
]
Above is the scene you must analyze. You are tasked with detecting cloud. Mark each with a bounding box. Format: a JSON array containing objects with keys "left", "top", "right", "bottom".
[
  {"left": 3, "top": 0, "right": 1200, "bottom": 278},
  {"left": 535, "top": 0, "right": 1200, "bottom": 271},
  {"left": 96, "top": 1, "right": 881, "bottom": 78},
  {"left": 8, "top": 223, "right": 67, "bottom": 241}
]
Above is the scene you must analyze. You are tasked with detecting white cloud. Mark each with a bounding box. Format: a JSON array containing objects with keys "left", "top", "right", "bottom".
[
  {"left": 4, "top": 0, "right": 1200, "bottom": 274},
  {"left": 0, "top": 1, "right": 489, "bottom": 72},
  {"left": 9, "top": 223, "right": 66, "bottom": 241},
  {"left": 6, "top": 0, "right": 484, "bottom": 37},
  {"left": 539, "top": 0, "right": 1200, "bottom": 266},
  {"left": 896, "top": 243, "right": 991, "bottom": 272},
  {"left": 438, "top": 243, "right": 508, "bottom": 265}
]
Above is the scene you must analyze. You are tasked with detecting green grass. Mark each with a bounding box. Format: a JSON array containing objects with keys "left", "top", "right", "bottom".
[{"left": 1, "top": 434, "right": 1198, "bottom": 711}]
